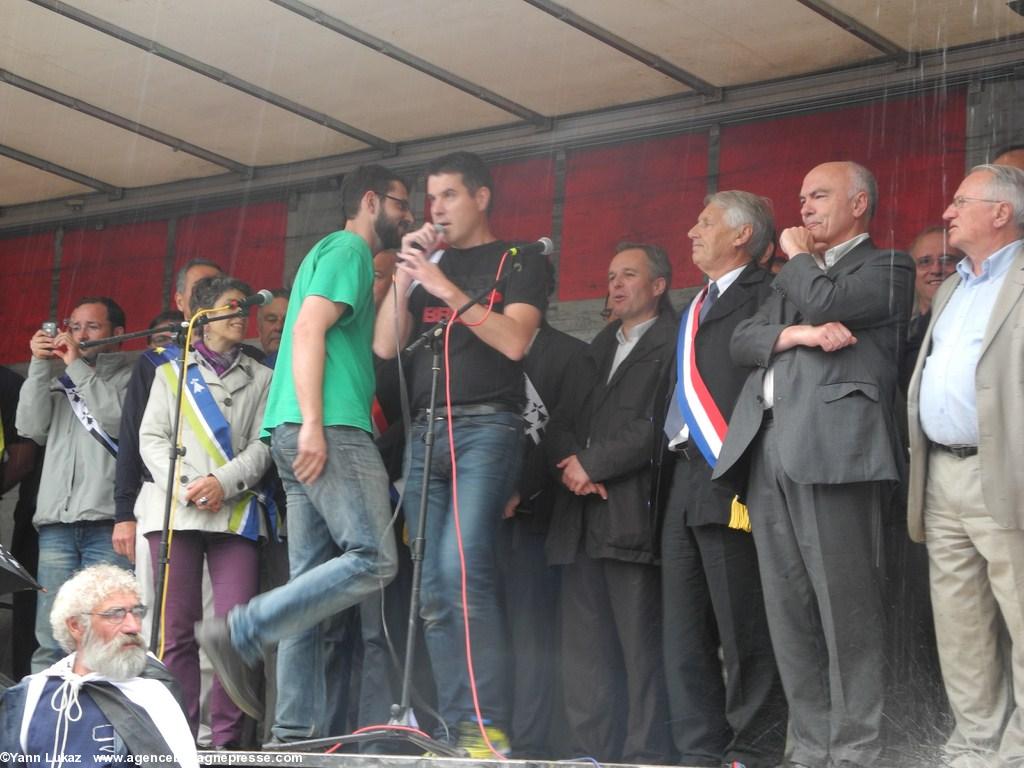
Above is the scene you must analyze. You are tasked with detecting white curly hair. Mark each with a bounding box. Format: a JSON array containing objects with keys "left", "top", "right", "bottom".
[{"left": 50, "top": 564, "right": 141, "bottom": 653}]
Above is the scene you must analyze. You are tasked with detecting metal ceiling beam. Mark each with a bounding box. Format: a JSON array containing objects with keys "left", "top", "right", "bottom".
[
  {"left": 268, "top": 0, "right": 551, "bottom": 130},
  {"left": 2, "top": 35, "right": 1022, "bottom": 233},
  {"left": 794, "top": 0, "right": 908, "bottom": 58},
  {"left": 25, "top": 0, "right": 395, "bottom": 154},
  {"left": 520, "top": 0, "right": 721, "bottom": 99},
  {"left": 0, "top": 69, "right": 253, "bottom": 178},
  {"left": 0, "top": 143, "right": 123, "bottom": 198}
]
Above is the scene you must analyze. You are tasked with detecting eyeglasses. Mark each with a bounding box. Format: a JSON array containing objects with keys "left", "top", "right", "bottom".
[
  {"left": 63, "top": 321, "right": 109, "bottom": 334},
  {"left": 915, "top": 255, "right": 959, "bottom": 269},
  {"left": 89, "top": 604, "right": 148, "bottom": 624},
  {"left": 950, "top": 196, "right": 1003, "bottom": 209},
  {"left": 381, "top": 194, "right": 411, "bottom": 213}
]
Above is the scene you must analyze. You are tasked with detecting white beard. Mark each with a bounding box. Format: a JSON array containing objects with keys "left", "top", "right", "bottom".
[{"left": 79, "top": 627, "right": 148, "bottom": 681}]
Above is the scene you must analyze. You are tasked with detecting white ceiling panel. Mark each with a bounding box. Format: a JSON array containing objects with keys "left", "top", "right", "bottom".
[
  {"left": 0, "top": 155, "right": 92, "bottom": 207},
  {"left": 60, "top": 0, "right": 519, "bottom": 141},
  {"left": 291, "top": 0, "right": 690, "bottom": 114},
  {"left": 0, "top": 0, "right": 365, "bottom": 167},
  {"left": 555, "top": 0, "right": 882, "bottom": 87},
  {"left": 0, "top": 84, "right": 224, "bottom": 188},
  {"left": 830, "top": 0, "right": 1024, "bottom": 52}
]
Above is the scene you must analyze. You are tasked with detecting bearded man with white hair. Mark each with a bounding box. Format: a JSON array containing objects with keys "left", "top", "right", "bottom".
[{"left": 0, "top": 564, "right": 197, "bottom": 766}]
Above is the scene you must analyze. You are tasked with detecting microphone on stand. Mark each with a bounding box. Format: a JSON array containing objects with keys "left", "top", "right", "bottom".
[
  {"left": 229, "top": 289, "right": 275, "bottom": 310},
  {"left": 507, "top": 237, "right": 554, "bottom": 258}
]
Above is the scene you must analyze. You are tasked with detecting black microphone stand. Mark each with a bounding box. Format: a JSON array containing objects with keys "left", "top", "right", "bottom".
[
  {"left": 264, "top": 261, "right": 518, "bottom": 756},
  {"left": 149, "top": 309, "right": 245, "bottom": 653},
  {"left": 78, "top": 322, "right": 187, "bottom": 351}
]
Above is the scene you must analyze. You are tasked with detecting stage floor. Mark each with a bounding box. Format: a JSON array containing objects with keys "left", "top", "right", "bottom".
[{"left": 196, "top": 756, "right": 626, "bottom": 768}]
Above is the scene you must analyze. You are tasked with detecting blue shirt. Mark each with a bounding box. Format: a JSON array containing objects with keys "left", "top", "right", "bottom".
[{"left": 919, "top": 239, "right": 1022, "bottom": 446}]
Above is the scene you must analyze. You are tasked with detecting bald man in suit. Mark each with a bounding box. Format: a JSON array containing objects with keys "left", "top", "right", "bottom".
[{"left": 714, "top": 162, "right": 914, "bottom": 768}]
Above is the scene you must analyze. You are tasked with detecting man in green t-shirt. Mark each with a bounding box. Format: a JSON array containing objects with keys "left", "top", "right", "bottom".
[{"left": 197, "top": 165, "right": 413, "bottom": 742}]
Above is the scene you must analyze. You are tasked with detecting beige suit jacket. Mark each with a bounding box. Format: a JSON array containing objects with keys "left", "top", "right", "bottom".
[{"left": 906, "top": 242, "right": 1024, "bottom": 542}]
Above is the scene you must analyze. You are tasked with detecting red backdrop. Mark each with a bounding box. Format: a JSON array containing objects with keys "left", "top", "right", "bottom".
[
  {"left": 718, "top": 88, "right": 967, "bottom": 253},
  {"left": 559, "top": 132, "right": 711, "bottom": 301},
  {"left": 174, "top": 201, "right": 288, "bottom": 336},
  {"left": 58, "top": 221, "right": 169, "bottom": 352},
  {"left": 490, "top": 156, "right": 556, "bottom": 246},
  {"left": 0, "top": 233, "right": 56, "bottom": 364},
  {"left": 0, "top": 88, "right": 968, "bottom": 362}
]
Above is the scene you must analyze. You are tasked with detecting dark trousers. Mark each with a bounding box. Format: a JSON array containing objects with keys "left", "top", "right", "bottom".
[
  {"left": 10, "top": 481, "right": 39, "bottom": 680},
  {"left": 661, "top": 458, "right": 787, "bottom": 768},
  {"left": 498, "top": 515, "right": 560, "bottom": 758},
  {"left": 748, "top": 420, "right": 886, "bottom": 768},
  {"left": 560, "top": 550, "right": 672, "bottom": 764},
  {"left": 147, "top": 530, "right": 259, "bottom": 747}
]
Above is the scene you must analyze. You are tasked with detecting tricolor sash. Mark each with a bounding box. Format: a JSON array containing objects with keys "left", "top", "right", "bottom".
[
  {"left": 675, "top": 288, "right": 728, "bottom": 468},
  {"left": 674, "top": 289, "right": 752, "bottom": 532},
  {"left": 56, "top": 374, "right": 119, "bottom": 458},
  {"left": 159, "top": 359, "right": 277, "bottom": 542}
]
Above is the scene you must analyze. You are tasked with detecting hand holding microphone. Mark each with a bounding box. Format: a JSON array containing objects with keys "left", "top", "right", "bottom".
[
  {"left": 399, "top": 222, "right": 445, "bottom": 259},
  {"left": 395, "top": 223, "right": 446, "bottom": 295}
]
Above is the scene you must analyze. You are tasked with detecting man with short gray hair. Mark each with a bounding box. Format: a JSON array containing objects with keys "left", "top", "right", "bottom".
[
  {"left": 0, "top": 564, "right": 197, "bottom": 766},
  {"left": 714, "top": 161, "right": 914, "bottom": 768},
  {"left": 907, "top": 163, "right": 1024, "bottom": 768},
  {"left": 660, "top": 191, "right": 785, "bottom": 768}
]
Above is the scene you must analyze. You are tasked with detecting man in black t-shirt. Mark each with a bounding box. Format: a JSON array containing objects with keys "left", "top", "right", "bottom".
[{"left": 374, "top": 151, "right": 546, "bottom": 757}]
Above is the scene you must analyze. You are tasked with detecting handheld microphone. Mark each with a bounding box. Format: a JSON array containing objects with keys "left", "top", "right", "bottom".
[
  {"left": 229, "top": 289, "right": 274, "bottom": 310},
  {"left": 507, "top": 237, "right": 554, "bottom": 258},
  {"left": 407, "top": 223, "right": 446, "bottom": 254}
]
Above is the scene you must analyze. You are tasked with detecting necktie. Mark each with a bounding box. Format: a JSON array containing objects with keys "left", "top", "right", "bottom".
[
  {"left": 663, "top": 388, "right": 685, "bottom": 440},
  {"left": 699, "top": 281, "right": 719, "bottom": 323},
  {"left": 664, "top": 282, "right": 718, "bottom": 441}
]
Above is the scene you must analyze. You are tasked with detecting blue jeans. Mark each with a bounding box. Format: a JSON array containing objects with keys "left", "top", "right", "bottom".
[
  {"left": 229, "top": 424, "right": 397, "bottom": 741},
  {"left": 33, "top": 521, "right": 132, "bottom": 671},
  {"left": 402, "top": 412, "right": 522, "bottom": 732}
]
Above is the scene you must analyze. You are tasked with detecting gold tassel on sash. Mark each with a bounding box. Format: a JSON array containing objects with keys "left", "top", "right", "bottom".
[{"left": 728, "top": 496, "right": 751, "bottom": 533}]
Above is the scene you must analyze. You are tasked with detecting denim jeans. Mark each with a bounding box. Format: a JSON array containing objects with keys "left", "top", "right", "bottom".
[
  {"left": 33, "top": 521, "right": 132, "bottom": 671},
  {"left": 228, "top": 423, "right": 397, "bottom": 741},
  {"left": 402, "top": 411, "right": 523, "bottom": 732}
]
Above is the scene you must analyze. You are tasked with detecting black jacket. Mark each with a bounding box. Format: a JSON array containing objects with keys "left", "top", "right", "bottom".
[
  {"left": 516, "top": 322, "right": 587, "bottom": 533},
  {"left": 657, "top": 265, "right": 774, "bottom": 525},
  {"left": 545, "top": 309, "right": 676, "bottom": 566}
]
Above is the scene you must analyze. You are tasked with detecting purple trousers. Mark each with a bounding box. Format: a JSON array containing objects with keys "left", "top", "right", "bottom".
[{"left": 148, "top": 530, "right": 259, "bottom": 746}]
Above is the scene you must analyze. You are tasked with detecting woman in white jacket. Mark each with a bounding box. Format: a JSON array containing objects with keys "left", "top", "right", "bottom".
[{"left": 138, "top": 276, "right": 273, "bottom": 748}]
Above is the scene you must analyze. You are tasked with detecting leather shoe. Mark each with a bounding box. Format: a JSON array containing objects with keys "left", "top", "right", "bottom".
[{"left": 195, "top": 617, "right": 264, "bottom": 721}]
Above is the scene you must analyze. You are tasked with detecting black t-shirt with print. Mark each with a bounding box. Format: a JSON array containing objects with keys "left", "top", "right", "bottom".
[{"left": 406, "top": 240, "right": 548, "bottom": 411}]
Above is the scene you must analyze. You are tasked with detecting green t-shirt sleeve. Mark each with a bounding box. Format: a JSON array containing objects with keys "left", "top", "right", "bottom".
[{"left": 305, "top": 237, "right": 371, "bottom": 320}]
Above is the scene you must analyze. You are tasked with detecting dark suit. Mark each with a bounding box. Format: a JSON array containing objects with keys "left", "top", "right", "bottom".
[
  {"left": 546, "top": 309, "right": 675, "bottom": 764},
  {"left": 713, "top": 240, "right": 914, "bottom": 768},
  {"left": 660, "top": 265, "right": 786, "bottom": 768}
]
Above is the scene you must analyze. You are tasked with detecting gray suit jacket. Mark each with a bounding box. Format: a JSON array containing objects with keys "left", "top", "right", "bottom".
[
  {"left": 713, "top": 240, "right": 914, "bottom": 492},
  {"left": 906, "top": 242, "right": 1024, "bottom": 542}
]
